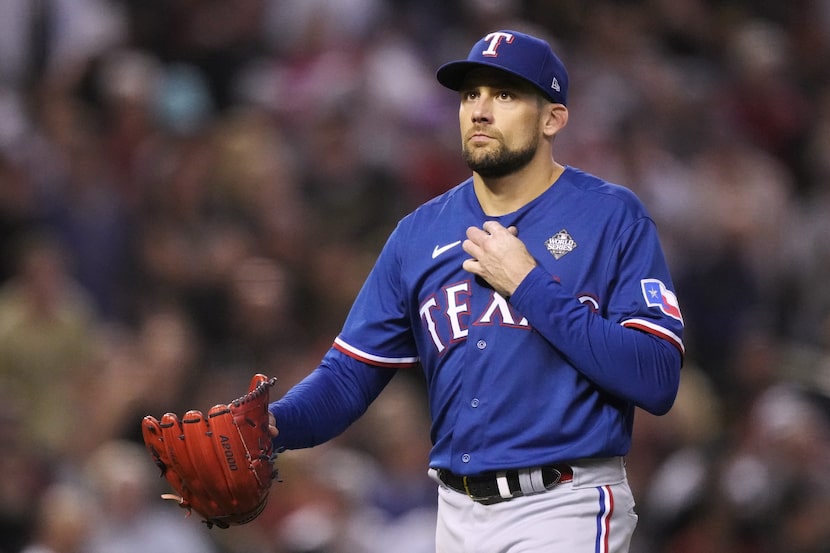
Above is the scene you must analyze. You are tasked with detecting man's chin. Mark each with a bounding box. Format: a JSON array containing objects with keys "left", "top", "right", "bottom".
[{"left": 463, "top": 149, "right": 498, "bottom": 170}]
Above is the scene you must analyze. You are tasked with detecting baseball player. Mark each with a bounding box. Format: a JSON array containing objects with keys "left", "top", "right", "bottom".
[{"left": 269, "top": 30, "right": 684, "bottom": 552}]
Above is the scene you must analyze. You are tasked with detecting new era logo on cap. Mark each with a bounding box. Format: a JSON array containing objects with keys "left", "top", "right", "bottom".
[{"left": 436, "top": 30, "right": 569, "bottom": 105}]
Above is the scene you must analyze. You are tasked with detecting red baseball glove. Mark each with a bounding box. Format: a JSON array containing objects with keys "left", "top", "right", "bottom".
[{"left": 141, "top": 374, "right": 278, "bottom": 528}]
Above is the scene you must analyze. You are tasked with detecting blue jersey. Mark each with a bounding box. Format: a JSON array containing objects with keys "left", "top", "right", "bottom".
[{"left": 272, "top": 166, "right": 683, "bottom": 475}]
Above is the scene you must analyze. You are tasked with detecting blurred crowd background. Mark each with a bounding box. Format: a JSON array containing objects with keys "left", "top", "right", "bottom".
[{"left": 1, "top": 0, "right": 830, "bottom": 552}]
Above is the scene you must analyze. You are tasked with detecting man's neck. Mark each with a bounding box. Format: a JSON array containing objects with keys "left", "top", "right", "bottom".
[{"left": 473, "top": 159, "right": 565, "bottom": 216}]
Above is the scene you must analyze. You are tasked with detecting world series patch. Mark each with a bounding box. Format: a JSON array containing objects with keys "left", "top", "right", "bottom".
[{"left": 545, "top": 229, "right": 577, "bottom": 260}]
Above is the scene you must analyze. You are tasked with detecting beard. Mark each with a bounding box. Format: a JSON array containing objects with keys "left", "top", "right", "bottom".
[{"left": 462, "top": 134, "right": 538, "bottom": 178}]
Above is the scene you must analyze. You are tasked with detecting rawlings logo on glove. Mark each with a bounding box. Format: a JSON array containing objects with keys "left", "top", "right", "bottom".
[{"left": 141, "top": 374, "right": 278, "bottom": 528}]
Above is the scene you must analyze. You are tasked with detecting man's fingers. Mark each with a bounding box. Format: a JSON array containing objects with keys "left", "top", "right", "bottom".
[
  {"left": 481, "top": 220, "right": 507, "bottom": 235},
  {"left": 463, "top": 226, "right": 486, "bottom": 258},
  {"left": 470, "top": 221, "right": 516, "bottom": 245},
  {"left": 462, "top": 222, "right": 530, "bottom": 297},
  {"left": 464, "top": 222, "right": 518, "bottom": 264},
  {"left": 461, "top": 258, "right": 479, "bottom": 274},
  {"left": 466, "top": 225, "right": 488, "bottom": 242},
  {"left": 462, "top": 238, "right": 480, "bottom": 260},
  {"left": 466, "top": 222, "right": 505, "bottom": 247}
]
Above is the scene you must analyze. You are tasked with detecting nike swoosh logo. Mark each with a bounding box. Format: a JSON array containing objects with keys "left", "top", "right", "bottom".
[{"left": 432, "top": 240, "right": 462, "bottom": 259}]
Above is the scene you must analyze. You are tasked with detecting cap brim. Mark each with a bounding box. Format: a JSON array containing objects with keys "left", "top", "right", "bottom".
[
  {"left": 436, "top": 60, "right": 558, "bottom": 103},
  {"left": 436, "top": 60, "right": 516, "bottom": 91}
]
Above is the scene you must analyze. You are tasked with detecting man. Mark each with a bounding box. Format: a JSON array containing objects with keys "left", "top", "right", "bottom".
[{"left": 269, "top": 30, "right": 684, "bottom": 552}]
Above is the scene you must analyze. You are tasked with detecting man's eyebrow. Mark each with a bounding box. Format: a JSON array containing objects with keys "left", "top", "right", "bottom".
[{"left": 460, "top": 75, "right": 530, "bottom": 91}]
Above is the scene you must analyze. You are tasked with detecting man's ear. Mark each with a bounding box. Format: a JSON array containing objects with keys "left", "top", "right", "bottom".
[{"left": 542, "top": 103, "right": 568, "bottom": 137}]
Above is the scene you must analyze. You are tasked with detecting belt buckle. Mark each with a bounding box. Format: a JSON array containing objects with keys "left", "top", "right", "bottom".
[
  {"left": 462, "top": 476, "right": 494, "bottom": 503},
  {"left": 462, "top": 475, "right": 507, "bottom": 504},
  {"left": 462, "top": 475, "right": 474, "bottom": 498}
]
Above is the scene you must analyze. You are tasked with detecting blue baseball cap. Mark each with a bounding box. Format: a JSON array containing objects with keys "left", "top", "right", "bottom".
[{"left": 436, "top": 30, "right": 568, "bottom": 105}]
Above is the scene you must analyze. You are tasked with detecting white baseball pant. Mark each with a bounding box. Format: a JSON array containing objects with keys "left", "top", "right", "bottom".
[{"left": 432, "top": 457, "right": 638, "bottom": 553}]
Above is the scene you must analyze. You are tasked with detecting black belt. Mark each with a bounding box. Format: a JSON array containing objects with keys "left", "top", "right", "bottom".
[{"left": 438, "top": 464, "right": 573, "bottom": 505}]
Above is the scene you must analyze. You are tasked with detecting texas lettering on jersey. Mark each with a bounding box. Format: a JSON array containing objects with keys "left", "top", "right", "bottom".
[{"left": 419, "top": 283, "right": 529, "bottom": 354}]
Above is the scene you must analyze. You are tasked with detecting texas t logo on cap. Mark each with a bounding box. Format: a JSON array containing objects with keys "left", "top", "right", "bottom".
[
  {"left": 481, "top": 31, "right": 515, "bottom": 57},
  {"left": 436, "top": 30, "right": 569, "bottom": 105}
]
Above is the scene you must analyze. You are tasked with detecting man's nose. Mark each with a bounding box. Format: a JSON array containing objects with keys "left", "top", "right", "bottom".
[{"left": 470, "top": 97, "right": 492, "bottom": 123}]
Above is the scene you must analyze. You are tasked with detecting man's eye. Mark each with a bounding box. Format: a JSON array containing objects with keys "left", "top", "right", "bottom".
[{"left": 497, "top": 91, "right": 513, "bottom": 100}]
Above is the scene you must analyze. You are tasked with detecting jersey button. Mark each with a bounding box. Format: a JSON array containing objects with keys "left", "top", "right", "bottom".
[
  {"left": 461, "top": 454, "right": 471, "bottom": 463},
  {"left": 470, "top": 398, "right": 480, "bottom": 408},
  {"left": 476, "top": 340, "right": 487, "bottom": 350}
]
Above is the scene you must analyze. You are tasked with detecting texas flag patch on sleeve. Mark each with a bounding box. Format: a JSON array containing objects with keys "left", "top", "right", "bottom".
[{"left": 640, "top": 279, "right": 683, "bottom": 323}]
